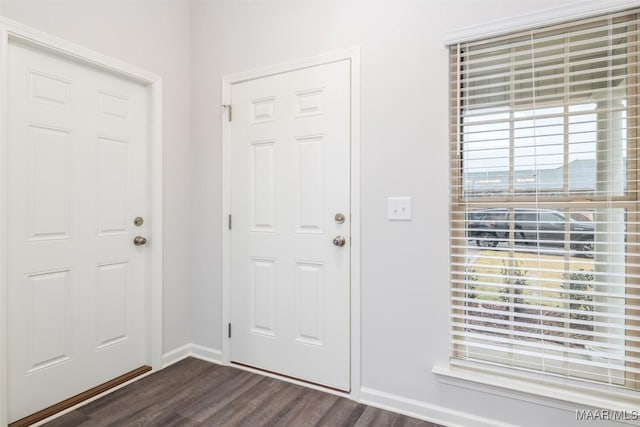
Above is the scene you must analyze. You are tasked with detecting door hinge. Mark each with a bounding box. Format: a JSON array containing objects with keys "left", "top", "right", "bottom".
[
  {"left": 228, "top": 214, "right": 232, "bottom": 230},
  {"left": 222, "top": 104, "right": 232, "bottom": 122},
  {"left": 228, "top": 322, "right": 232, "bottom": 338}
]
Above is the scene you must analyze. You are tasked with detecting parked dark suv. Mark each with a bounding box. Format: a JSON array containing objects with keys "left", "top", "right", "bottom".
[{"left": 467, "top": 208, "right": 594, "bottom": 257}]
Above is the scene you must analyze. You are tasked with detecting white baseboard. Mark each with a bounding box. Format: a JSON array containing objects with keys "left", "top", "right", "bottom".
[
  {"left": 161, "top": 343, "right": 222, "bottom": 368},
  {"left": 360, "top": 387, "right": 517, "bottom": 427},
  {"left": 190, "top": 344, "right": 223, "bottom": 364},
  {"left": 161, "top": 343, "right": 192, "bottom": 367}
]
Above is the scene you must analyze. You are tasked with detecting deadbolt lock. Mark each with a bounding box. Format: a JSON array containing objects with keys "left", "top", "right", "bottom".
[
  {"left": 335, "top": 213, "right": 345, "bottom": 224},
  {"left": 134, "top": 217, "right": 144, "bottom": 226}
]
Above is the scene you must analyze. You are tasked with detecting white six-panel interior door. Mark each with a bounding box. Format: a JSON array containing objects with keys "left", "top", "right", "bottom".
[
  {"left": 229, "top": 59, "right": 351, "bottom": 391},
  {"left": 7, "top": 39, "right": 150, "bottom": 422}
]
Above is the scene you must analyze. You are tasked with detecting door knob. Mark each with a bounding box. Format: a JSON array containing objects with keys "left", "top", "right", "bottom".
[
  {"left": 332, "top": 236, "right": 346, "bottom": 247},
  {"left": 133, "top": 236, "right": 148, "bottom": 246}
]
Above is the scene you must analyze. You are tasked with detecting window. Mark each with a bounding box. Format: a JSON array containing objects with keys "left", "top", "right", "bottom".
[{"left": 449, "top": 9, "right": 640, "bottom": 390}]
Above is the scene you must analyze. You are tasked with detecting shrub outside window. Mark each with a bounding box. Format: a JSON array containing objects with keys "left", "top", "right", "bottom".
[{"left": 449, "top": 8, "right": 640, "bottom": 390}]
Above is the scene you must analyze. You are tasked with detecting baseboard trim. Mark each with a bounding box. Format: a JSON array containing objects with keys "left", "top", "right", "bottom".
[
  {"left": 161, "top": 343, "right": 222, "bottom": 368},
  {"left": 190, "top": 344, "right": 223, "bottom": 364},
  {"left": 359, "top": 387, "right": 517, "bottom": 427},
  {"left": 161, "top": 344, "right": 192, "bottom": 367}
]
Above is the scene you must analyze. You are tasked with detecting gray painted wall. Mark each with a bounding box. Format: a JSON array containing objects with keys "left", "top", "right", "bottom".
[
  {"left": 1, "top": 1, "right": 629, "bottom": 425},
  {"left": 189, "top": 2, "right": 622, "bottom": 426},
  {"left": 1, "top": 0, "right": 193, "bottom": 353}
]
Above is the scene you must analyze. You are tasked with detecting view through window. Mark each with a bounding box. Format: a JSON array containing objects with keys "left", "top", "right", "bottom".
[{"left": 449, "top": 9, "right": 640, "bottom": 389}]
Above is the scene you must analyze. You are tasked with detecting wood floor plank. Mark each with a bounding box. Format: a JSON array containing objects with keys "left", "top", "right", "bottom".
[
  {"left": 40, "top": 358, "right": 440, "bottom": 427},
  {"left": 112, "top": 402, "right": 199, "bottom": 427},
  {"left": 354, "top": 407, "right": 403, "bottom": 427},
  {"left": 176, "top": 368, "right": 264, "bottom": 422},
  {"left": 355, "top": 406, "right": 438, "bottom": 427},
  {"left": 40, "top": 410, "right": 91, "bottom": 427},
  {"left": 230, "top": 382, "right": 307, "bottom": 426},
  {"left": 403, "top": 417, "right": 441, "bottom": 427},
  {"left": 77, "top": 359, "right": 218, "bottom": 424},
  {"left": 107, "top": 365, "right": 236, "bottom": 426},
  {"left": 200, "top": 377, "right": 289, "bottom": 426},
  {"left": 271, "top": 388, "right": 339, "bottom": 427},
  {"left": 315, "top": 396, "right": 367, "bottom": 427}
]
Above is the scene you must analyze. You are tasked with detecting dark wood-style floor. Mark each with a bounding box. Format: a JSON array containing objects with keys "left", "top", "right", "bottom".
[{"left": 42, "top": 357, "right": 440, "bottom": 427}]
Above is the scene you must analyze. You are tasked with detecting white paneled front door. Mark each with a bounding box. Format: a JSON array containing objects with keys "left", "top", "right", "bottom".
[
  {"left": 230, "top": 60, "right": 351, "bottom": 391},
  {"left": 7, "top": 40, "right": 149, "bottom": 422}
]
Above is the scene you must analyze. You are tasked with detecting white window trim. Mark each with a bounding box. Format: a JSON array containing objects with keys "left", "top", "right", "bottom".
[
  {"left": 443, "top": 0, "right": 640, "bottom": 45},
  {"left": 433, "top": 363, "right": 640, "bottom": 418},
  {"left": 444, "top": 4, "right": 640, "bottom": 415}
]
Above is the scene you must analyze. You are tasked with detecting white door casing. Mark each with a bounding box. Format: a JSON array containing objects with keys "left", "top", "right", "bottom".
[
  {"left": 227, "top": 56, "right": 357, "bottom": 392},
  {"left": 0, "top": 19, "right": 163, "bottom": 425}
]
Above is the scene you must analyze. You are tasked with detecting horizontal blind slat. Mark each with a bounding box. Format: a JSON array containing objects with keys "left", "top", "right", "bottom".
[{"left": 450, "top": 6, "right": 640, "bottom": 392}]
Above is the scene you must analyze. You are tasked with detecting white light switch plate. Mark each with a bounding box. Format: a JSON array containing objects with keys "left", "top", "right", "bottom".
[{"left": 387, "top": 197, "right": 412, "bottom": 221}]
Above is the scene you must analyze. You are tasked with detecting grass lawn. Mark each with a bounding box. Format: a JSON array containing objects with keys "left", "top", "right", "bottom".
[{"left": 467, "top": 249, "right": 594, "bottom": 307}]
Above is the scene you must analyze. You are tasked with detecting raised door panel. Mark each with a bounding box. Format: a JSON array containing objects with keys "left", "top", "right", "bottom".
[
  {"left": 250, "top": 141, "right": 276, "bottom": 232},
  {"left": 98, "top": 91, "right": 128, "bottom": 120},
  {"left": 295, "top": 135, "right": 324, "bottom": 234},
  {"left": 29, "top": 125, "right": 72, "bottom": 241},
  {"left": 29, "top": 71, "right": 71, "bottom": 108},
  {"left": 251, "top": 97, "right": 276, "bottom": 124},
  {"left": 295, "top": 89, "right": 323, "bottom": 118},
  {"left": 250, "top": 258, "right": 276, "bottom": 336},
  {"left": 295, "top": 262, "right": 324, "bottom": 346},
  {"left": 97, "top": 137, "right": 128, "bottom": 236},
  {"left": 97, "top": 262, "right": 129, "bottom": 349},
  {"left": 27, "top": 270, "right": 71, "bottom": 372}
]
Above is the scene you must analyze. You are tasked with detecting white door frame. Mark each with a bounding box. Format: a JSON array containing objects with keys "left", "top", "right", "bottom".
[
  {"left": 0, "top": 17, "right": 164, "bottom": 425},
  {"left": 221, "top": 47, "right": 361, "bottom": 399}
]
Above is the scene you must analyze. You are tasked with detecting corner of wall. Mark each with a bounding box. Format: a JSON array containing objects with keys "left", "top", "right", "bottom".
[{"left": 162, "top": 343, "right": 223, "bottom": 368}]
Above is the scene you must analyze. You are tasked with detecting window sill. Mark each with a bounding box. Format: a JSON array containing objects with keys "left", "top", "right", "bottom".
[{"left": 432, "top": 362, "right": 640, "bottom": 416}]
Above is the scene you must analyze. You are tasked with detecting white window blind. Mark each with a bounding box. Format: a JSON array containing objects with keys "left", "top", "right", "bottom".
[{"left": 449, "top": 8, "right": 640, "bottom": 390}]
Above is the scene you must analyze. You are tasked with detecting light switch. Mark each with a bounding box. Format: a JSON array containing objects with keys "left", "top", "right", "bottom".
[{"left": 387, "top": 197, "right": 412, "bottom": 221}]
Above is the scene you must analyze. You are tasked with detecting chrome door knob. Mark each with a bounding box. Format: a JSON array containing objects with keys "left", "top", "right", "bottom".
[
  {"left": 332, "top": 236, "right": 346, "bottom": 247},
  {"left": 133, "top": 236, "right": 148, "bottom": 246}
]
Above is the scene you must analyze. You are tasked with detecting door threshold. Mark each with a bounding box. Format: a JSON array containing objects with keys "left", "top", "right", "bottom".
[
  {"left": 9, "top": 365, "right": 152, "bottom": 427},
  {"left": 230, "top": 361, "right": 351, "bottom": 397}
]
